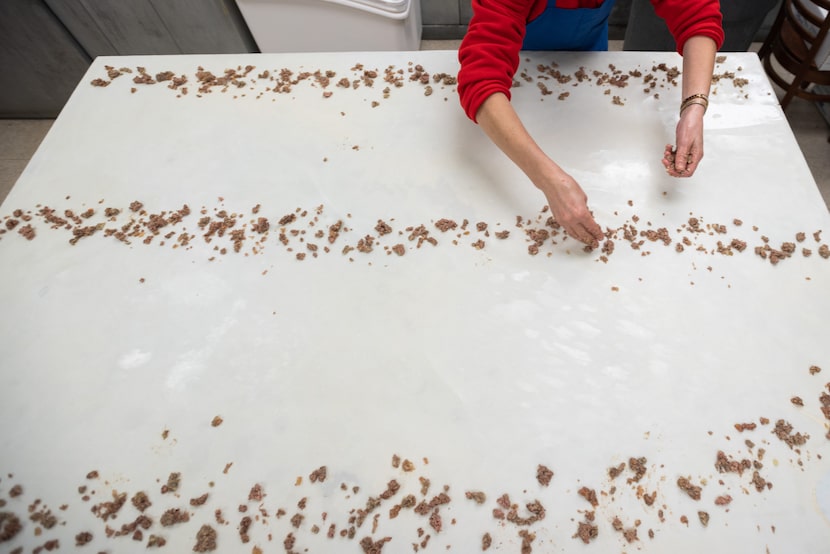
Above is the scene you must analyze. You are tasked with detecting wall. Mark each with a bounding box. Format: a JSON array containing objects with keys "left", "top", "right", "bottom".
[
  {"left": 45, "top": 0, "right": 257, "bottom": 56},
  {"left": 0, "top": 0, "right": 257, "bottom": 117},
  {"left": 0, "top": 1, "right": 91, "bottom": 118}
]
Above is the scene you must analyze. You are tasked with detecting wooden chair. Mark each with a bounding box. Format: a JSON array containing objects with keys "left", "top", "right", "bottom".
[{"left": 758, "top": 0, "right": 830, "bottom": 109}]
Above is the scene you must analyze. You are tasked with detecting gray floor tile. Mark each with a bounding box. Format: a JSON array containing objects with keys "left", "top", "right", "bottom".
[
  {"left": 0, "top": 159, "right": 30, "bottom": 208},
  {"left": 0, "top": 119, "right": 53, "bottom": 160},
  {"left": 420, "top": 39, "right": 462, "bottom": 51},
  {"left": 785, "top": 99, "right": 830, "bottom": 208}
]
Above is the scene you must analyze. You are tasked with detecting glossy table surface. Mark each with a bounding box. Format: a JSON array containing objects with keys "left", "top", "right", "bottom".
[{"left": 0, "top": 50, "right": 828, "bottom": 553}]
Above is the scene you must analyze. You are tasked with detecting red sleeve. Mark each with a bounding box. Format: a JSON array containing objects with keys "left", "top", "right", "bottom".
[
  {"left": 457, "top": 0, "right": 544, "bottom": 123},
  {"left": 650, "top": 0, "right": 724, "bottom": 54}
]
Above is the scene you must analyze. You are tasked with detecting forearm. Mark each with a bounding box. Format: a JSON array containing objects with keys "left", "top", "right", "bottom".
[
  {"left": 474, "top": 92, "right": 603, "bottom": 245},
  {"left": 663, "top": 35, "right": 717, "bottom": 176},
  {"left": 475, "top": 92, "right": 564, "bottom": 191},
  {"left": 681, "top": 36, "right": 717, "bottom": 110}
]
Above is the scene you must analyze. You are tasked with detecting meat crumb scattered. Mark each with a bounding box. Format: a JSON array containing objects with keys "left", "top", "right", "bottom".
[
  {"left": 573, "top": 521, "right": 598, "bottom": 544},
  {"left": 577, "top": 486, "right": 598, "bottom": 507},
  {"left": 465, "top": 491, "right": 486, "bottom": 504},
  {"left": 536, "top": 464, "right": 554, "bottom": 487},
  {"left": 309, "top": 466, "right": 327, "bottom": 483},
  {"left": 0, "top": 512, "right": 23, "bottom": 542},
  {"left": 162, "top": 472, "right": 181, "bottom": 494},
  {"left": 608, "top": 463, "right": 626, "bottom": 479},
  {"left": 147, "top": 535, "right": 167, "bottom": 547},
  {"left": 160, "top": 508, "right": 190, "bottom": 527},
  {"left": 193, "top": 524, "right": 217, "bottom": 552},
  {"left": 131, "top": 491, "right": 152, "bottom": 512},
  {"left": 677, "top": 476, "right": 702, "bottom": 500},
  {"left": 714, "top": 494, "right": 733, "bottom": 506},
  {"left": 248, "top": 484, "right": 265, "bottom": 502}
]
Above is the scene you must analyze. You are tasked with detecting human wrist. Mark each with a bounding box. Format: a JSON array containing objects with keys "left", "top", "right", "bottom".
[
  {"left": 680, "top": 93, "right": 708, "bottom": 116},
  {"left": 531, "top": 161, "right": 568, "bottom": 195},
  {"left": 679, "top": 102, "right": 706, "bottom": 119}
]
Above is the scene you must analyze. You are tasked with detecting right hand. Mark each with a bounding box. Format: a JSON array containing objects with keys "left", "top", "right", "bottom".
[
  {"left": 537, "top": 170, "right": 604, "bottom": 248},
  {"left": 473, "top": 93, "right": 603, "bottom": 247}
]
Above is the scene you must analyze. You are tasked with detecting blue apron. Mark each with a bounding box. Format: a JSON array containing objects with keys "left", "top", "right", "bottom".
[{"left": 522, "top": 0, "right": 617, "bottom": 51}]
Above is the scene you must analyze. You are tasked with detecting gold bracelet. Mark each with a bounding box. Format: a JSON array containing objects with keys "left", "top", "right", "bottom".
[
  {"left": 680, "top": 96, "right": 709, "bottom": 110},
  {"left": 680, "top": 93, "right": 709, "bottom": 113},
  {"left": 680, "top": 99, "right": 708, "bottom": 115},
  {"left": 681, "top": 93, "right": 709, "bottom": 105}
]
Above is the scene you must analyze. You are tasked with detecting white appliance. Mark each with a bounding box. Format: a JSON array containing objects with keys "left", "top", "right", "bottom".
[{"left": 236, "top": 0, "right": 422, "bottom": 53}]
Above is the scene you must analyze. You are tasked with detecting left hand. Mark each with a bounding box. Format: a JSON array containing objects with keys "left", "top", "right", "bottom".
[{"left": 662, "top": 104, "right": 705, "bottom": 178}]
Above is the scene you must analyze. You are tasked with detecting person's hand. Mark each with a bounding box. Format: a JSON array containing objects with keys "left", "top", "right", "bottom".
[
  {"left": 537, "top": 170, "right": 604, "bottom": 248},
  {"left": 662, "top": 104, "right": 705, "bottom": 177}
]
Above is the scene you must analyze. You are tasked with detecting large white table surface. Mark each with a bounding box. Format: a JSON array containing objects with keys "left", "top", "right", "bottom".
[{"left": 1, "top": 50, "right": 828, "bottom": 553}]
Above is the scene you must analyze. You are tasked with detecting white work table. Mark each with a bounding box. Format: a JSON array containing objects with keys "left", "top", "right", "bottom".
[{"left": 0, "top": 50, "right": 828, "bottom": 553}]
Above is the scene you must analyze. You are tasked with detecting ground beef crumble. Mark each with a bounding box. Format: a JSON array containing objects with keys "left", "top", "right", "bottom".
[
  {"left": 193, "top": 524, "right": 217, "bottom": 552},
  {"left": 0, "top": 511, "right": 23, "bottom": 542},
  {"left": 374, "top": 220, "right": 393, "bottom": 235},
  {"left": 577, "top": 487, "right": 598, "bottom": 507},
  {"left": 536, "top": 464, "right": 553, "bottom": 487},
  {"left": 677, "top": 477, "right": 702, "bottom": 500},
  {"left": 627, "top": 457, "right": 647, "bottom": 483},
  {"left": 608, "top": 463, "right": 626, "bottom": 479},
  {"left": 714, "top": 494, "right": 733, "bottom": 506},
  {"left": 131, "top": 491, "right": 151, "bottom": 512},
  {"left": 434, "top": 218, "right": 457, "bottom": 232},
  {"left": 309, "top": 466, "right": 327, "bottom": 483},
  {"left": 574, "top": 520, "right": 598, "bottom": 544},
  {"left": 465, "top": 491, "right": 486, "bottom": 504},
  {"left": 772, "top": 419, "right": 809, "bottom": 448},
  {"left": 248, "top": 483, "right": 265, "bottom": 502},
  {"left": 92, "top": 491, "right": 127, "bottom": 521},
  {"left": 161, "top": 472, "right": 181, "bottom": 494},
  {"left": 160, "top": 508, "right": 190, "bottom": 526}
]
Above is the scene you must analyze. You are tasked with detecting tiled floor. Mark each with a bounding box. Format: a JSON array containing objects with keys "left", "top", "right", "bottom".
[
  {"left": 0, "top": 119, "right": 54, "bottom": 205},
  {"left": 1, "top": 42, "right": 828, "bottom": 210}
]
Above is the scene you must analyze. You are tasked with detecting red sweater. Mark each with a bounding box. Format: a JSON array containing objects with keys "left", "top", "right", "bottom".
[{"left": 458, "top": 0, "right": 725, "bottom": 121}]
